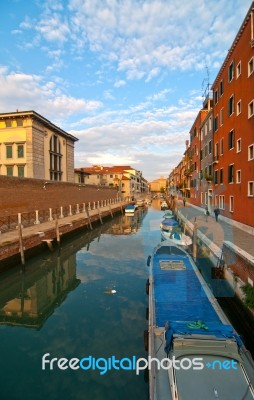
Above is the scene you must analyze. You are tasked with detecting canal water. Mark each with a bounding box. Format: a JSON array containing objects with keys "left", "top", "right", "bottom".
[{"left": 0, "top": 200, "right": 253, "bottom": 400}]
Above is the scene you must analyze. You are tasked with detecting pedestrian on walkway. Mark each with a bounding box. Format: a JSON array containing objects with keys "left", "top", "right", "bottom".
[
  {"left": 204, "top": 206, "right": 209, "bottom": 222},
  {"left": 183, "top": 197, "right": 186, "bottom": 207},
  {"left": 214, "top": 207, "right": 220, "bottom": 222}
]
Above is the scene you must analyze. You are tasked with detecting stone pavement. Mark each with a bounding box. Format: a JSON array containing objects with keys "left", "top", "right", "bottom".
[{"left": 176, "top": 200, "right": 254, "bottom": 258}]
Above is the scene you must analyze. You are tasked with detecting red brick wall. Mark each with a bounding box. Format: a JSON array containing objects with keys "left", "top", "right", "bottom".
[{"left": 0, "top": 175, "right": 117, "bottom": 216}]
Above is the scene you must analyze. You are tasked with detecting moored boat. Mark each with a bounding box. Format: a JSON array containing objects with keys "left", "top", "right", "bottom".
[
  {"left": 161, "top": 228, "right": 192, "bottom": 248},
  {"left": 160, "top": 217, "right": 178, "bottom": 232},
  {"left": 147, "top": 241, "right": 254, "bottom": 400},
  {"left": 163, "top": 211, "right": 174, "bottom": 219},
  {"left": 125, "top": 204, "right": 136, "bottom": 214}
]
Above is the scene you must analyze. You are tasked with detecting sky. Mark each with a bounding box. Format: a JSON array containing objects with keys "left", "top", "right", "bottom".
[{"left": 0, "top": 0, "right": 252, "bottom": 181}]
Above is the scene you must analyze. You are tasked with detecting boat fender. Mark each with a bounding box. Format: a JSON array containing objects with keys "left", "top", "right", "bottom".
[
  {"left": 144, "top": 330, "right": 149, "bottom": 351},
  {"left": 146, "top": 279, "right": 150, "bottom": 295},
  {"left": 147, "top": 255, "right": 151, "bottom": 266}
]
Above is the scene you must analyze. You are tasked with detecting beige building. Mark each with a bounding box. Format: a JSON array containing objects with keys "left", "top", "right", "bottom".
[
  {"left": 149, "top": 176, "right": 167, "bottom": 193},
  {"left": 75, "top": 165, "right": 149, "bottom": 199},
  {"left": 0, "top": 110, "right": 78, "bottom": 182}
]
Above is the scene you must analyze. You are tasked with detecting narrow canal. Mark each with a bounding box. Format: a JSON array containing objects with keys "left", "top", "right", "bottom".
[{"left": 0, "top": 200, "right": 253, "bottom": 400}]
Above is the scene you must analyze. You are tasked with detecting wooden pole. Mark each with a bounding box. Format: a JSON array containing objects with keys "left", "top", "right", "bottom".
[
  {"left": 55, "top": 216, "right": 60, "bottom": 244},
  {"left": 98, "top": 207, "right": 103, "bottom": 224},
  {"left": 109, "top": 204, "right": 113, "bottom": 218},
  {"left": 18, "top": 223, "right": 25, "bottom": 266},
  {"left": 86, "top": 208, "right": 93, "bottom": 230},
  {"left": 193, "top": 219, "right": 198, "bottom": 261}
]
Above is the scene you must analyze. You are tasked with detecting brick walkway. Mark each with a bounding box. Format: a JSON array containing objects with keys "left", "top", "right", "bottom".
[{"left": 177, "top": 200, "right": 254, "bottom": 258}]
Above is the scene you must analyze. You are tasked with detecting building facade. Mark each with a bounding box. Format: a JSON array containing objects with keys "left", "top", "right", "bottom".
[
  {"left": 0, "top": 110, "right": 78, "bottom": 182},
  {"left": 74, "top": 165, "right": 149, "bottom": 199},
  {"left": 211, "top": 2, "right": 254, "bottom": 226},
  {"left": 168, "top": 3, "right": 254, "bottom": 228}
]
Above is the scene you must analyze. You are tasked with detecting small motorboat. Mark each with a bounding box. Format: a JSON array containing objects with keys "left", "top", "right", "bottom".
[
  {"left": 160, "top": 217, "right": 178, "bottom": 232},
  {"left": 125, "top": 204, "right": 136, "bottom": 214},
  {"left": 161, "top": 228, "right": 192, "bottom": 248}
]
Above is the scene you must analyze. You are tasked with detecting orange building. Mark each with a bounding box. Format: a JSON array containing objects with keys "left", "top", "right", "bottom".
[
  {"left": 212, "top": 2, "right": 254, "bottom": 227},
  {"left": 189, "top": 110, "right": 208, "bottom": 206}
]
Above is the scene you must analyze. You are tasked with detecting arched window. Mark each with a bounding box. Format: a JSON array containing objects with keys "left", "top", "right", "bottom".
[{"left": 49, "top": 135, "right": 62, "bottom": 181}]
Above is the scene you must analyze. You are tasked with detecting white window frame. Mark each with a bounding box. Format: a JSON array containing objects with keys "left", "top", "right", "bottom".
[
  {"left": 220, "top": 108, "right": 224, "bottom": 126},
  {"left": 228, "top": 61, "right": 234, "bottom": 82},
  {"left": 248, "top": 56, "right": 254, "bottom": 77},
  {"left": 236, "top": 170, "right": 241, "bottom": 184},
  {"left": 248, "top": 100, "right": 254, "bottom": 118},
  {"left": 248, "top": 144, "right": 254, "bottom": 161},
  {"left": 220, "top": 138, "right": 224, "bottom": 155},
  {"left": 236, "top": 138, "right": 241, "bottom": 153},
  {"left": 236, "top": 61, "right": 241, "bottom": 78},
  {"left": 219, "top": 195, "right": 225, "bottom": 210},
  {"left": 248, "top": 181, "right": 254, "bottom": 197},
  {"left": 236, "top": 100, "right": 241, "bottom": 116},
  {"left": 214, "top": 195, "right": 218, "bottom": 207},
  {"left": 229, "top": 196, "right": 234, "bottom": 212}
]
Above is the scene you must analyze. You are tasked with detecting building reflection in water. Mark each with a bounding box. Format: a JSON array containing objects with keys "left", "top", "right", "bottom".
[
  {"left": 0, "top": 210, "right": 148, "bottom": 329},
  {"left": 106, "top": 207, "right": 148, "bottom": 235}
]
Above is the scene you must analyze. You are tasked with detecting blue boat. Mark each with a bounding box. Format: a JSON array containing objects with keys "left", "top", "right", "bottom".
[
  {"left": 125, "top": 204, "right": 136, "bottom": 214},
  {"left": 160, "top": 217, "right": 178, "bottom": 232},
  {"left": 147, "top": 242, "right": 254, "bottom": 400}
]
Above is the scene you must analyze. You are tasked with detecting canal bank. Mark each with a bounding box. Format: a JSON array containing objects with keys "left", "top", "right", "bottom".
[
  {"left": 173, "top": 199, "right": 254, "bottom": 314},
  {"left": 0, "top": 200, "right": 128, "bottom": 269}
]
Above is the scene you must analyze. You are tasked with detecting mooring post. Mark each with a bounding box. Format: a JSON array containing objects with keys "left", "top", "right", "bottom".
[
  {"left": 18, "top": 223, "right": 25, "bottom": 266},
  {"left": 109, "top": 204, "right": 113, "bottom": 218},
  {"left": 55, "top": 216, "right": 60, "bottom": 244},
  {"left": 86, "top": 208, "right": 93, "bottom": 230},
  {"left": 98, "top": 207, "right": 103, "bottom": 224},
  {"left": 193, "top": 218, "right": 198, "bottom": 261}
]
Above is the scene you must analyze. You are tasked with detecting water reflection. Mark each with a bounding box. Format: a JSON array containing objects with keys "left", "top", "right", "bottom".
[{"left": 0, "top": 252, "right": 80, "bottom": 328}]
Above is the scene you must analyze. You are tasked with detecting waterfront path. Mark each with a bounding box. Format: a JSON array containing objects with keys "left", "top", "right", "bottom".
[{"left": 176, "top": 200, "right": 254, "bottom": 258}]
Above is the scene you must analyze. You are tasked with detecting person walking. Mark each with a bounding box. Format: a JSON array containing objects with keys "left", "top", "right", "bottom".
[
  {"left": 214, "top": 207, "right": 220, "bottom": 222},
  {"left": 204, "top": 206, "right": 209, "bottom": 222},
  {"left": 183, "top": 197, "right": 186, "bottom": 207}
]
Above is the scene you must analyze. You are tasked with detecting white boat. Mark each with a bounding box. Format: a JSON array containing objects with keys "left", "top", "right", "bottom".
[
  {"left": 146, "top": 241, "right": 254, "bottom": 400},
  {"left": 161, "top": 229, "right": 192, "bottom": 248},
  {"left": 160, "top": 201, "right": 168, "bottom": 210},
  {"left": 163, "top": 211, "right": 174, "bottom": 219},
  {"left": 125, "top": 204, "right": 136, "bottom": 213}
]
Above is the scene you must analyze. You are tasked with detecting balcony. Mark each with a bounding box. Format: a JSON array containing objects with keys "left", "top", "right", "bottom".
[{"left": 184, "top": 165, "right": 194, "bottom": 176}]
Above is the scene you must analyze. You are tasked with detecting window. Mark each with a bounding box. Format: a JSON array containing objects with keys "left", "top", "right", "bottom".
[
  {"left": 214, "top": 115, "right": 218, "bottom": 132},
  {"left": 205, "top": 145, "right": 208, "bottom": 157},
  {"left": 209, "top": 116, "right": 212, "bottom": 131},
  {"left": 110, "top": 174, "right": 113, "bottom": 178},
  {"left": 219, "top": 80, "right": 224, "bottom": 97},
  {"left": 215, "top": 142, "right": 219, "bottom": 158},
  {"left": 18, "top": 165, "right": 25, "bottom": 177},
  {"left": 237, "top": 100, "right": 241, "bottom": 116},
  {"left": 248, "top": 144, "right": 254, "bottom": 160},
  {"left": 236, "top": 61, "right": 241, "bottom": 78},
  {"left": 229, "top": 196, "right": 234, "bottom": 212},
  {"left": 6, "top": 165, "right": 13, "bottom": 176},
  {"left": 248, "top": 57, "right": 254, "bottom": 77},
  {"left": 16, "top": 118, "right": 23, "bottom": 127},
  {"left": 228, "top": 95, "right": 234, "bottom": 116},
  {"left": 5, "top": 119, "right": 12, "bottom": 128},
  {"left": 17, "top": 144, "right": 24, "bottom": 158},
  {"left": 228, "top": 130, "right": 234, "bottom": 150},
  {"left": 220, "top": 108, "right": 224, "bottom": 126},
  {"left": 6, "top": 145, "right": 13, "bottom": 158},
  {"left": 208, "top": 140, "right": 212, "bottom": 154},
  {"left": 214, "top": 89, "right": 218, "bottom": 104},
  {"left": 248, "top": 181, "right": 254, "bottom": 197},
  {"left": 220, "top": 138, "right": 224, "bottom": 155},
  {"left": 214, "top": 170, "right": 218, "bottom": 184},
  {"left": 219, "top": 195, "right": 225, "bottom": 209},
  {"left": 49, "top": 135, "right": 62, "bottom": 181},
  {"left": 236, "top": 170, "right": 241, "bottom": 184},
  {"left": 220, "top": 168, "right": 223, "bottom": 184},
  {"left": 228, "top": 164, "right": 234, "bottom": 183},
  {"left": 236, "top": 138, "right": 241, "bottom": 153},
  {"left": 248, "top": 100, "right": 254, "bottom": 118},
  {"left": 208, "top": 164, "right": 212, "bottom": 176},
  {"left": 214, "top": 195, "right": 218, "bottom": 207},
  {"left": 228, "top": 61, "right": 234, "bottom": 82}
]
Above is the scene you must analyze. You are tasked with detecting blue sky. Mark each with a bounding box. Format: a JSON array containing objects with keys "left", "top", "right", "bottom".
[{"left": 0, "top": 0, "right": 251, "bottom": 181}]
